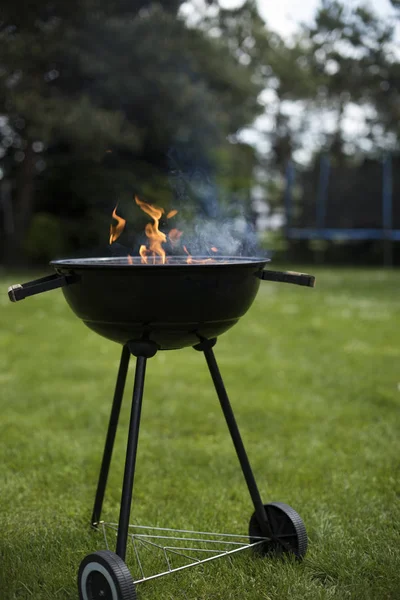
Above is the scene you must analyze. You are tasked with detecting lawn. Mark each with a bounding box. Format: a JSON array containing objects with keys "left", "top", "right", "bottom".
[{"left": 1, "top": 266, "right": 399, "bottom": 600}]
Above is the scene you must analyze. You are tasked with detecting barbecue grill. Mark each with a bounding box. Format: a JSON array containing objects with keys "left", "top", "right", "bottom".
[{"left": 9, "top": 256, "right": 315, "bottom": 600}]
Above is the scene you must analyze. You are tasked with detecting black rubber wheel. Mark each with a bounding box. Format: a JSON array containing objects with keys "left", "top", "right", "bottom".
[
  {"left": 249, "top": 502, "right": 308, "bottom": 560},
  {"left": 78, "top": 550, "right": 136, "bottom": 600}
]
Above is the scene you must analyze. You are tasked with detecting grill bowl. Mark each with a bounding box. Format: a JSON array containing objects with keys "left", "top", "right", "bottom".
[{"left": 50, "top": 256, "right": 269, "bottom": 350}]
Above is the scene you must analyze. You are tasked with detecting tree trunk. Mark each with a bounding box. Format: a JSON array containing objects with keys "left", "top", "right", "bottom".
[
  {"left": 330, "top": 99, "right": 346, "bottom": 164},
  {"left": 6, "top": 141, "right": 36, "bottom": 265}
]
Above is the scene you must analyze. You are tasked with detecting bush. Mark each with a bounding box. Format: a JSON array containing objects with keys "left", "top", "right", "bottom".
[{"left": 24, "top": 212, "right": 68, "bottom": 263}]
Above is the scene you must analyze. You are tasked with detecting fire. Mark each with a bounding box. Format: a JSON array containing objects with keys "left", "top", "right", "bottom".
[
  {"left": 183, "top": 245, "right": 214, "bottom": 264},
  {"left": 183, "top": 245, "right": 192, "bottom": 264},
  {"left": 109, "top": 206, "right": 126, "bottom": 245},
  {"left": 135, "top": 195, "right": 167, "bottom": 264},
  {"left": 108, "top": 196, "right": 220, "bottom": 264},
  {"left": 139, "top": 245, "right": 148, "bottom": 263}
]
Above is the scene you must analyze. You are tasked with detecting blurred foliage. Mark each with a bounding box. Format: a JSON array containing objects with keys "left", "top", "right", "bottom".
[
  {"left": 303, "top": 0, "right": 400, "bottom": 159},
  {"left": 0, "top": 0, "right": 265, "bottom": 263},
  {"left": 23, "top": 212, "right": 67, "bottom": 262},
  {"left": 0, "top": 0, "right": 399, "bottom": 264}
]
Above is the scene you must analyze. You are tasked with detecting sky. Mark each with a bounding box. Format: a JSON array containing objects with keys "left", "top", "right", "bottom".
[{"left": 218, "top": 0, "right": 399, "bottom": 38}]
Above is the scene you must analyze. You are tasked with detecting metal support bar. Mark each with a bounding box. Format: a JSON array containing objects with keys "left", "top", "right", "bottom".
[
  {"left": 316, "top": 154, "right": 330, "bottom": 229},
  {"left": 132, "top": 539, "right": 265, "bottom": 585},
  {"left": 116, "top": 356, "right": 147, "bottom": 560},
  {"left": 382, "top": 154, "right": 393, "bottom": 268},
  {"left": 284, "top": 159, "right": 294, "bottom": 233},
  {"left": 91, "top": 345, "right": 131, "bottom": 525},
  {"left": 200, "top": 342, "right": 271, "bottom": 537},
  {"left": 98, "top": 522, "right": 269, "bottom": 584}
]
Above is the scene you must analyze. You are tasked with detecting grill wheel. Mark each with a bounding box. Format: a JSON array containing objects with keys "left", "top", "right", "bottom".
[
  {"left": 249, "top": 502, "right": 308, "bottom": 560},
  {"left": 78, "top": 550, "right": 136, "bottom": 600}
]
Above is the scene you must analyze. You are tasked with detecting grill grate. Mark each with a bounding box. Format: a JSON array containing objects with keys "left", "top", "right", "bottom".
[{"left": 51, "top": 255, "right": 269, "bottom": 267}]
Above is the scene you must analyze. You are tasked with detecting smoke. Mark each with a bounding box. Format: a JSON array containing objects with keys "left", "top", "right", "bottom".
[
  {"left": 167, "top": 146, "right": 219, "bottom": 218},
  {"left": 169, "top": 215, "right": 256, "bottom": 256},
  {"left": 167, "top": 146, "right": 261, "bottom": 256}
]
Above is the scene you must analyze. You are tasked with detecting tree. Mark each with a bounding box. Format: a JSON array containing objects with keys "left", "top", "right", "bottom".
[
  {"left": 0, "top": 0, "right": 148, "bottom": 261},
  {"left": 0, "top": 0, "right": 264, "bottom": 263},
  {"left": 272, "top": 0, "right": 400, "bottom": 164}
]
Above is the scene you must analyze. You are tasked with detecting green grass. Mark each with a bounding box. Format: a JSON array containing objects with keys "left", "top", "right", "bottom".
[{"left": 1, "top": 266, "right": 400, "bottom": 599}]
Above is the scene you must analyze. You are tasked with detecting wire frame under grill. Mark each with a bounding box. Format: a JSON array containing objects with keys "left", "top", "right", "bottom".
[{"left": 96, "top": 522, "right": 268, "bottom": 584}]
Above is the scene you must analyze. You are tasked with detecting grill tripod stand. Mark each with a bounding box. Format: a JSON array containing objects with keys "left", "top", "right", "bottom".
[{"left": 78, "top": 339, "right": 308, "bottom": 600}]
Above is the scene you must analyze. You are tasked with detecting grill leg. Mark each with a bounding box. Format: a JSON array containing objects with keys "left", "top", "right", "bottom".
[
  {"left": 196, "top": 339, "right": 272, "bottom": 537},
  {"left": 91, "top": 344, "right": 131, "bottom": 526},
  {"left": 115, "top": 355, "right": 147, "bottom": 560}
]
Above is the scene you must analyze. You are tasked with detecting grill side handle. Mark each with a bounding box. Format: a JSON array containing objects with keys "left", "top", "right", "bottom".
[
  {"left": 8, "top": 272, "right": 79, "bottom": 302},
  {"left": 258, "top": 270, "right": 315, "bottom": 288}
]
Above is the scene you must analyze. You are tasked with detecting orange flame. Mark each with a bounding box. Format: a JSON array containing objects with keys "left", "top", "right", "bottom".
[
  {"left": 135, "top": 195, "right": 167, "bottom": 264},
  {"left": 109, "top": 206, "right": 126, "bottom": 245},
  {"left": 183, "top": 245, "right": 214, "bottom": 264},
  {"left": 108, "top": 197, "right": 220, "bottom": 264},
  {"left": 183, "top": 245, "right": 192, "bottom": 264},
  {"left": 139, "top": 245, "right": 148, "bottom": 263}
]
